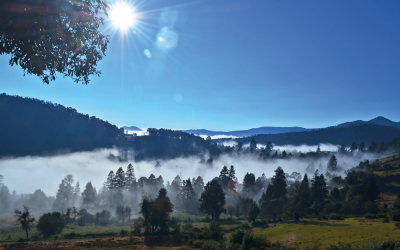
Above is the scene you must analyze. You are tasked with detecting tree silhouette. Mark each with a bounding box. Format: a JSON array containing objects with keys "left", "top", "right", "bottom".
[
  {"left": 198, "top": 179, "right": 226, "bottom": 220},
  {"left": 14, "top": 206, "right": 35, "bottom": 240},
  {"left": 0, "top": 0, "right": 109, "bottom": 84}
]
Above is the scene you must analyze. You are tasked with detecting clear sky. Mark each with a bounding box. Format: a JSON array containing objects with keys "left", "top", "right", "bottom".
[{"left": 1, "top": 0, "right": 399, "bottom": 131}]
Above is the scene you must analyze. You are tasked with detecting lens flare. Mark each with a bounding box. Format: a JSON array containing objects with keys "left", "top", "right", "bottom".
[
  {"left": 144, "top": 49, "right": 152, "bottom": 58},
  {"left": 156, "top": 27, "right": 179, "bottom": 51},
  {"left": 110, "top": 1, "right": 137, "bottom": 31}
]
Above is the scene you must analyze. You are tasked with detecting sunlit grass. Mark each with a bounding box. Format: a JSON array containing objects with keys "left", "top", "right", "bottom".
[{"left": 255, "top": 218, "right": 399, "bottom": 249}]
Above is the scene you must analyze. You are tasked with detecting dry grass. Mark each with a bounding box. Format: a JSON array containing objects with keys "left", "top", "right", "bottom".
[{"left": 0, "top": 236, "right": 186, "bottom": 249}]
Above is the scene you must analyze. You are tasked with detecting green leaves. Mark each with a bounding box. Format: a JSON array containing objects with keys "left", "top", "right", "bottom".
[{"left": 0, "top": 0, "right": 110, "bottom": 84}]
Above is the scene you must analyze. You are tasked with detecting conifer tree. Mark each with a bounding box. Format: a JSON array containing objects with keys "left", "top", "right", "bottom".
[
  {"left": 242, "top": 172, "right": 256, "bottom": 196},
  {"left": 219, "top": 166, "right": 231, "bottom": 188},
  {"left": 271, "top": 167, "right": 287, "bottom": 200},
  {"left": 82, "top": 182, "right": 97, "bottom": 208},
  {"left": 298, "top": 173, "right": 311, "bottom": 215},
  {"left": 310, "top": 170, "right": 328, "bottom": 214},
  {"left": 114, "top": 167, "right": 126, "bottom": 189},
  {"left": 104, "top": 171, "right": 115, "bottom": 190},
  {"left": 327, "top": 155, "right": 338, "bottom": 171},
  {"left": 249, "top": 138, "right": 257, "bottom": 153},
  {"left": 350, "top": 142, "right": 358, "bottom": 153},
  {"left": 228, "top": 165, "right": 236, "bottom": 179},
  {"left": 125, "top": 163, "right": 136, "bottom": 191},
  {"left": 358, "top": 142, "right": 365, "bottom": 152},
  {"left": 193, "top": 176, "right": 204, "bottom": 198}
]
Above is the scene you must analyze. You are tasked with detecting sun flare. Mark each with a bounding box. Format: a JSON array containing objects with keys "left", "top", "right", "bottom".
[{"left": 109, "top": 1, "right": 137, "bottom": 31}]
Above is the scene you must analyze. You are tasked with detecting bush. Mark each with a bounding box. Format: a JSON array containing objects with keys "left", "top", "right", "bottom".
[
  {"left": 241, "top": 232, "right": 271, "bottom": 250},
  {"left": 201, "top": 222, "right": 224, "bottom": 240},
  {"left": 378, "top": 212, "right": 388, "bottom": 218},
  {"left": 95, "top": 210, "right": 111, "bottom": 226},
  {"left": 36, "top": 212, "right": 66, "bottom": 238},
  {"left": 120, "top": 229, "right": 128, "bottom": 237},
  {"left": 230, "top": 229, "right": 246, "bottom": 245},
  {"left": 365, "top": 213, "right": 379, "bottom": 219},
  {"left": 131, "top": 218, "right": 143, "bottom": 236},
  {"left": 201, "top": 240, "right": 219, "bottom": 250},
  {"left": 392, "top": 213, "right": 400, "bottom": 222},
  {"left": 330, "top": 214, "right": 344, "bottom": 220},
  {"left": 76, "top": 209, "right": 95, "bottom": 226}
]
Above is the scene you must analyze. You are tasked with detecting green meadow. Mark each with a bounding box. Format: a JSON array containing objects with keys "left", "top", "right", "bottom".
[{"left": 255, "top": 218, "right": 400, "bottom": 249}]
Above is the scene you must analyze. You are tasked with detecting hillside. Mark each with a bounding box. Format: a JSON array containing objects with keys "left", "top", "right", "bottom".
[
  {"left": 336, "top": 116, "right": 400, "bottom": 129},
  {"left": 0, "top": 94, "right": 123, "bottom": 157},
  {"left": 214, "top": 124, "right": 400, "bottom": 146},
  {"left": 183, "top": 126, "right": 311, "bottom": 137}
]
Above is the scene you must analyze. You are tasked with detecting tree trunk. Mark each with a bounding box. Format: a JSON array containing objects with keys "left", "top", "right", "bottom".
[{"left": 25, "top": 229, "right": 29, "bottom": 240}]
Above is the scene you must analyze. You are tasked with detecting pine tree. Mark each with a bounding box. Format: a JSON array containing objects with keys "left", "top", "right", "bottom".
[
  {"left": 298, "top": 173, "right": 310, "bottom": 215},
  {"left": 74, "top": 182, "right": 81, "bottom": 196},
  {"left": 327, "top": 155, "right": 338, "bottom": 171},
  {"left": 114, "top": 167, "right": 126, "bottom": 189},
  {"left": 219, "top": 166, "right": 230, "bottom": 188},
  {"left": 271, "top": 167, "right": 287, "bottom": 200},
  {"left": 358, "top": 142, "right": 365, "bottom": 152},
  {"left": 310, "top": 170, "right": 328, "bottom": 214},
  {"left": 249, "top": 138, "right": 257, "bottom": 153},
  {"left": 242, "top": 172, "right": 256, "bottom": 196},
  {"left": 228, "top": 165, "right": 236, "bottom": 179},
  {"left": 193, "top": 176, "right": 204, "bottom": 198},
  {"left": 125, "top": 163, "right": 136, "bottom": 191},
  {"left": 182, "top": 178, "right": 197, "bottom": 213},
  {"left": 350, "top": 142, "right": 358, "bottom": 153},
  {"left": 104, "top": 171, "right": 115, "bottom": 190},
  {"left": 82, "top": 182, "right": 97, "bottom": 207}
]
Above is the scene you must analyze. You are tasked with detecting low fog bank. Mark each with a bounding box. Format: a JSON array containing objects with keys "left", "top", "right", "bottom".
[
  {"left": 0, "top": 148, "right": 377, "bottom": 196},
  {"left": 220, "top": 141, "right": 340, "bottom": 153}
]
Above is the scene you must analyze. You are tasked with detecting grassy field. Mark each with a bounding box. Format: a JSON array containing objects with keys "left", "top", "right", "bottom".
[{"left": 255, "top": 218, "right": 400, "bottom": 249}]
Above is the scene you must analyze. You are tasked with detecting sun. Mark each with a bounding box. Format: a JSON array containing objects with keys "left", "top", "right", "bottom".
[{"left": 109, "top": 1, "right": 137, "bottom": 31}]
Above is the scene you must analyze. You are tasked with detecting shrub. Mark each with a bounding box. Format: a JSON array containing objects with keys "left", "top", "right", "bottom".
[
  {"left": 36, "top": 212, "right": 66, "bottom": 238},
  {"left": 95, "top": 210, "right": 111, "bottom": 226},
  {"left": 192, "top": 240, "right": 205, "bottom": 248},
  {"left": 76, "top": 209, "right": 95, "bottom": 226},
  {"left": 201, "top": 240, "right": 219, "bottom": 250},
  {"left": 392, "top": 213, "right": 400, "bottom": 222},
  {"left": 365, "top": 213, "right": 379, "bottom": 219},
  {"left": 383, "top": 218, "right": 390, "bottom": 223},
  {"left": 242, "top": 232, "right": 271, "bottom": 250},
  {"left": 330, "top": 214, "right": 344, "bottom": 220},
  {"left": 201, "top": 222, "right": 224, "bottom": 240},
  {"left": 120, "top": 229, "right": 128, "bottom": 237},
  {"left": 378, "top": 212, "right": 388, "bottom": 218},
  {"left": 230, "top": 229, "right": 246, "bottom": 245},
  {"left": 131, "top": 218, "right": 143, "bottom": 236}
]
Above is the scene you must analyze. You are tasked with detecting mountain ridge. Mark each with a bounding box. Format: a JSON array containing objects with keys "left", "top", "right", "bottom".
[{"left": 182, "top": 116, "right": 400, "bottom": 137}]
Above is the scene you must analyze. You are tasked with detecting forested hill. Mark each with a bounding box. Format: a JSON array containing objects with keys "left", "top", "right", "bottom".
[
  {"left": 123, "top": 128, "right": 232, "bottom": 161},
  {"left": 214, "top": 124, "right": 400, "bottom": 146},
  {"left": 0, "top": 94, "right": 123, "bottom": 157}
]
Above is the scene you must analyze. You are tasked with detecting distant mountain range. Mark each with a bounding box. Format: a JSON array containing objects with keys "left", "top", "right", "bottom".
[
  {"left": 122, "top": 126, "right": 143, "bottom": 131},
  {"left": 183, "top": 127, "right": 311, "bottom": 137},
  {"left": 335, "top": 116, "right": 400, "bottom": 129},
  {"left": 180, "top": 116, "right": 400, "bottom": 137}
]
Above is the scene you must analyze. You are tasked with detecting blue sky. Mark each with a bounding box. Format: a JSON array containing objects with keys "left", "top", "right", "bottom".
[{"left": 1, "top": 0, "right": 399, "bottom": 131}]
